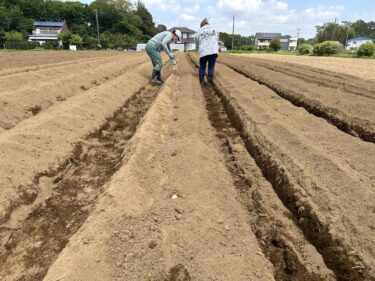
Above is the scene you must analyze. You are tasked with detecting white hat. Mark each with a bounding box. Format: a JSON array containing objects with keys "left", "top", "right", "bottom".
[{"left": 174, "top": 30, "right": 182, "bottom": 43}]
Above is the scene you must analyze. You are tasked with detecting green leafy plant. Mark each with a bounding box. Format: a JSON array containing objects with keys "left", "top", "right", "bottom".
[
  {"left": 357, "top": 42, "right": 375, "bottom": 57},
  {"left": 298, "top": 44, "right": 313, "bottom": 55},
  {"left": 313, "top": 41, "right": 342, "bottom": 56},
  {"left": 4, "top": 31, "right": 23, "bottom": 41},
  {"left": 269, "top": 38, "right": 281, "bottom": 51}
]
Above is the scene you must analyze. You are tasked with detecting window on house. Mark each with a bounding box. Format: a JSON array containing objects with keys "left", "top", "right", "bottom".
[{"left": 183, "top": 33, "right": 187, "bottom": 39}]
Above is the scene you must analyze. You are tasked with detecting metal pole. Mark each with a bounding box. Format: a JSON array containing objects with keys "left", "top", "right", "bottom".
[
  {"left": 95, "top": 9, "right": 101, "bottom": 48},
  {"left": 297, "top": 28, "right": 301, "bottom": 49},
  {"left": 345, "top": 25, "right": 350, "bottom": 51},
  {"left": 231, "top": 15, "right": 235, "bottom": 50},
  {"left": 332, "top": 18, "right": 338, "bottom": 41}
]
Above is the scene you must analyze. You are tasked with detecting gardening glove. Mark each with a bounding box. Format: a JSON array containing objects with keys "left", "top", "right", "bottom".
[{"left": 167, "top": 51, "right": 174, "bottom": 60}]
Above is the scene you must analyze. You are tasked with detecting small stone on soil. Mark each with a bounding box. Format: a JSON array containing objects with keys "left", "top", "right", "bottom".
[{"left": 148, "top": 240, "right": 157, "bottom": 249}]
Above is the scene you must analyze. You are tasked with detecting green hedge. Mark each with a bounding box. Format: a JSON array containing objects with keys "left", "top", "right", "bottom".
[
  {"left": 298, "top": 44, "right": 313, "bottom": 55},
  {"left": 357, "top": 42, "right": 375, "bottom": 57},
  {"left": 313, "top": 41, "right": 342, "bottom": 56}
]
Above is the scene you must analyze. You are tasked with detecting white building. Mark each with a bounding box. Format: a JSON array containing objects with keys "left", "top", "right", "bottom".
[
  {"left": 255, "top": 33, "right": 281, "bottom": 49},
  {"left": 346, "top": 37, "right": 374, "bottom": 51},
  {"left": 168, "top": 27, "right": 197, "bottom": 52},
  {"left": 28, "top": 21, "right": 68, "bottom": 45}
]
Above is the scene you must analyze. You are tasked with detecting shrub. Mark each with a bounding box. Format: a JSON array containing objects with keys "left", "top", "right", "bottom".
[
  {"left": 357, "top": 42, "right": 375, "bottom": 57},
  {"left": 269, "top": 38, "right": 281, "bottom": 51},
  {"left": 313, "top": 41, "right": 341, "bottom": 56},
  {"left": 43, "top": 41, "right": 59, "bottom": 49},
  {"left": 70, "top": 34, "right": 83, "bottom": 45},
  {"left": 298, "top": 44, "right": 313, "bottom": 55},
  {"left": 5, "top": 31, "right": 23, "bottom": 41},
  {"left": 239, "top": 45, "right": 254, "bottom": 51}
]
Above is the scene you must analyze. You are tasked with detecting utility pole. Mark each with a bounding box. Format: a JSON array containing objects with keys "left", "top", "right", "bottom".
[
  {"left": 231, "top": 15, "right": 235, "bottom": 50},
  {"left": 297, "top": 28, "right": 301, "bottom": 48},
  {"left": 345, "top": 25, "right": 350, "bottom": 51},
  {"left": 95, "top": 9, "right": 101, "bottom": 48},
  {"left": 332, "top": 18, "right": 338, "bottom": 41}
]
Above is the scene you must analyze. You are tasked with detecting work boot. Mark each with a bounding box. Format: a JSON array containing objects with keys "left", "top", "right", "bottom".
[
  {"left": 208, "top": 75, "right": 214, "bottom": 85},
  {"left": 199, "top": 75, "right": 205, "bottom": 85},
  {"left": 151, "top": 70, "right": 163, "bottom": 85},
  {"left": 156, "top": 70, "right": 164, "bottom": 83}
]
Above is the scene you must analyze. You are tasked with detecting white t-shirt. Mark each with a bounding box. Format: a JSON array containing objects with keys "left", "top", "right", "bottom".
[{"left": 195, "top": 24, "right": 219, "bottom": 58}]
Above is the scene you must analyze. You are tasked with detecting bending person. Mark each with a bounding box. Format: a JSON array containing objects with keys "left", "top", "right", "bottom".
[
  {"left": 195, "top": 18, "right": 219, "bottom": 85},
  {"left": 145, "top": 29, "right": 181, "bottom": 85}
]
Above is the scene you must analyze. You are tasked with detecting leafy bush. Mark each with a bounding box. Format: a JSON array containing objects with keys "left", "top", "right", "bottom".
[
  {"left": 58, "top": 32, "right": 73, "bottom": 49},
  {"left": 357, "top": 42, "right": 375, "bottom": 57},
  {"left": 70, "top": 34, "right": 83, "bottom": 45},
  {"left": 313, "top": 41, "right": 342, "bottom": 55},
  {"left": 5, "top": 31, "right": 23, "bottom": 41},
  {"left": 239, "top": 45, "right": 254, "bottom": 51},
  {"left": 298, "top": 44, "right": 313, "bottom": 55},
  {"left": 269, "top": 38, "right": 281, "bottom": 51},
  {"left": 43, "top": 41, "right": 58, "bottom": 50}
]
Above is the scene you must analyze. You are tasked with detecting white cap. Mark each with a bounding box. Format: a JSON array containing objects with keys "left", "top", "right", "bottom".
[{"left": 174, "top": 30, "right": 182, "bottom": 43}]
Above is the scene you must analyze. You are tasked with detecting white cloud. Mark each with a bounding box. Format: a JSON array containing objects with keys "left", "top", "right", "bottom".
[
  {"left": 180, "top": 13, "right": 197, "bottom": 21},
  {"left": 303, "top": 5, "right": 344, "bottom": 19},
  {"left": 184, "top": 4, "right": 200, "bottom": 14},
  {"left": 217, "top": 0, "right": 263, "bottom": 14}
]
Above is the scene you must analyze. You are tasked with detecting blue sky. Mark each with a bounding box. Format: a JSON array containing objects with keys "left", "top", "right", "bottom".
[{"left": 77, "top": 0, "right": 375, "bottom": 38}]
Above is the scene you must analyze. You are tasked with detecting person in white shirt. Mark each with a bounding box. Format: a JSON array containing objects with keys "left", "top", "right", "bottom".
[{"left": 195, "top": 18, "right": 219, "bottom": 85}]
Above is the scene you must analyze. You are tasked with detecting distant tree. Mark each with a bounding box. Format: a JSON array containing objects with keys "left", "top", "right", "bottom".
[
  {"left": 305, "top": 38, "right": 316, "bottom": 45},
  {"left": 135, "top": 1, "right": 157, "bottom": 38},
  {"left": 70, "top": 34, "right": 83, "bottom": 45},
  {"left": 269, "top": 38, "right": 281, "bottom": 51},
  {"left": 58, "top": 31, "right": 73, "bottom": 49},
  {"left": 351, "top": 20, "right": 369, "bottom": 37},
  {"left": 156, "top": 24, "right": 167, "bottom": 33},
  {"left": 5, "top": 31, "right": 23, "bottom": 41},
  {"left": 316, "top": 22, "right": 355, "bottom": 44},
  {"left": 219, "top": 32, "right": 243, "bottom": 50},
  {"left": 297, "top": 38, "right": 306, "bottom": 45}
]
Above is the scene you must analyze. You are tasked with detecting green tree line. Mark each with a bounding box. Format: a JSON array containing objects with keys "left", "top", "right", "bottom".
[
  {"left": 315, "top": 20, "right": 375, "bottom": 45},
  {"left": 219, "top": 20, "right": 374, "bottom": 51},
  {"left": 0, "top": 0, "right": 159, "bottom": 49}
]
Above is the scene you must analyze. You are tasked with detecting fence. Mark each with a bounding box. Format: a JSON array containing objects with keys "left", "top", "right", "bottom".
[{"left": 3, "top": 41, "right": 39, "bottom": 50}]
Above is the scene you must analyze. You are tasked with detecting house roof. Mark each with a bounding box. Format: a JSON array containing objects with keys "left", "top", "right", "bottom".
[
  {"left": 168, "top": 27, "right": 196, "bottom": 33},
  {"left": 348, "top": 37, "right": 374, "bottom": 42},
  {"left": 256, "top": 33, "right": 281, "bottom": 39},
  {"left": 34, "top": 21, "right": 65, "bottom": 27}
]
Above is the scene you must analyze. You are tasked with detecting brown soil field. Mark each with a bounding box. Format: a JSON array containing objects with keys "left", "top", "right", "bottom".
[
  {"left": 0, "top": 51, "right": 374, "bottom": 281},
  {"left": 0, "top": 51, "right": 121, "bottom": 74},
  {"left": 219, "top": 54, "right": 375, "bottom": 143},
  {"left": 234, "top": 53, "right": 375, "bottom": 81}
]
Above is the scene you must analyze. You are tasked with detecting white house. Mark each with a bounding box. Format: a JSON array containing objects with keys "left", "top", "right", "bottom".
[
  {"left": 28, "top": 21, "right": 68, "bottom": 45},
  {"left": 346, "top": 37, "right": 374, "bottom": 51},
  {"left": 255, "top": 33, "right": 281, "bottom": 49},
  {"left": 168, "top": 27, "right": 197, "bottom": 51},
  {"left": 256, "top": 33, "right": 297, "bottom": 50}
]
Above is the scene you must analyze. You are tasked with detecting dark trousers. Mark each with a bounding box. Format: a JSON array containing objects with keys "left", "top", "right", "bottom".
[{"left": 199, "top": 54, "right": 218, "bottom": 77}]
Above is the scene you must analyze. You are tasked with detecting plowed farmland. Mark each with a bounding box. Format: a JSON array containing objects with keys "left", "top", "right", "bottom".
[{"left": 0, "top": 51, "right": 374, "bottom": 281}]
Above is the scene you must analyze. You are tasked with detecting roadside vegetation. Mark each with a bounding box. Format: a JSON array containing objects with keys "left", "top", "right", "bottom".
[
  {"left": 221, "top": 20, "right": 375, "bottom": 59},
  {"left": 0, "top": 0, "right": 161, "bottom": 50}
]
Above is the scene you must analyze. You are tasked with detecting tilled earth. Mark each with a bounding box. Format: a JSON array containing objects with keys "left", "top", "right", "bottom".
[{"left": 0, "top": 51, "right": 374, "bottom": 281}]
